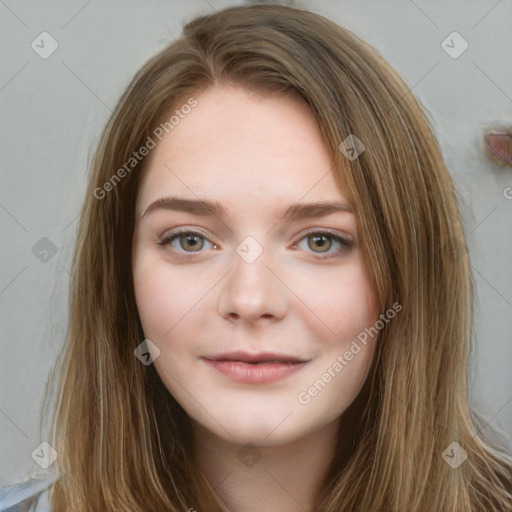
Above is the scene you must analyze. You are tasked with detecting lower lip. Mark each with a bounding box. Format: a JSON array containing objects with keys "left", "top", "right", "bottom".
[{"left": 202, "top": 359, "right": 308, "bottom": 384}]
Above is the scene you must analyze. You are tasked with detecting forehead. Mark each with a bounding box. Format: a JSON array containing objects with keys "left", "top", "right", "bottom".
[{"left": 136, "top": 85, "right": 348, "bottom": 214}]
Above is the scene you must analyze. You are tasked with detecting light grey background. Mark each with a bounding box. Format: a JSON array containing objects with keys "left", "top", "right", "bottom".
[{"left": 1, "top": 0, "right": 511, "bottom": 488}]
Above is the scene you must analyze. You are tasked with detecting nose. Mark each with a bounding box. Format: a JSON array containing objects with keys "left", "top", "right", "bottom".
[{"left": 216, "top": 248, "right": 288, "bottom": 325}]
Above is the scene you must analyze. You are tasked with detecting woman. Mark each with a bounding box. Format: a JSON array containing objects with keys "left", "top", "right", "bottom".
[{"left": 2, "top": 4, "right": 510, "bottom": 511}]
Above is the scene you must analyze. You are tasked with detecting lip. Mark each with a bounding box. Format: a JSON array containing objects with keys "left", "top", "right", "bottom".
[
  {"left": 202, "top": 351, "right": 310, "bottom": 384},
  {"left": 205, "top": 351, "right": 308, "bottom": 364}
]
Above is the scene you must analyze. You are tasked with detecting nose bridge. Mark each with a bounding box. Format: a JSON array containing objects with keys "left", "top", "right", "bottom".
[{"left": 217, "top": 237, "right": 287, "bottom": 322}]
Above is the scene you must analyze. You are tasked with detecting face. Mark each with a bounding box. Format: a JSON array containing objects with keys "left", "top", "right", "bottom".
[{"left": 132, "top": 85, "right": 379, "bottom": 447}]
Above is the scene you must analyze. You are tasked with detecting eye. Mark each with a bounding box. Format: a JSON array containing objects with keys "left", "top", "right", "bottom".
[
  {"left": 158, "top": 228, "right": 215, "bottom": 253},
  {"left": 292, "top": 230, "right": 353, "bottom": 260},
  {"left": 158, "top": 228, "right": 353, "bottom": 260}
]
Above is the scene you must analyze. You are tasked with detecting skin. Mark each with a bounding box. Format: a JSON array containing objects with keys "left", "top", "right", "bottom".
[{"left": 132, "top": 85, "right": 379, "bottom": 511}]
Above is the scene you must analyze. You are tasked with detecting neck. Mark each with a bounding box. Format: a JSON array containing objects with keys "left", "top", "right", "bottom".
[{"left": 192, "top": 419, "right": 340, "bottom": 512}]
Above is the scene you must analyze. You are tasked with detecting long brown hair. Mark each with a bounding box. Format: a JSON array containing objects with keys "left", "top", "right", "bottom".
[{"left": 42, "top": 4, "right": 512, "bottom": 510}]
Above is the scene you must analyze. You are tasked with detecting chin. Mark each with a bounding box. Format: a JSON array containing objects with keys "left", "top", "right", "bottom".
[
  {"left": 219, "top": 423, "right": 304, "bottom": 447},
  {"left": 196, "top": 405, "right": 319, "bottom": 447}
]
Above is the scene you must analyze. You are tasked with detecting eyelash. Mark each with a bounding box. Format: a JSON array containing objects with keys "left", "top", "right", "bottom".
[{"left": 157, "top": 227, "right": 352, "bottom": 260}]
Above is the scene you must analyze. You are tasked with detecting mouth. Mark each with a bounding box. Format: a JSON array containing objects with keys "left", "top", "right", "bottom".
[
  {"left": 202, "top": 351, "right": 310, "bottom": 384},
  {"left": 204, "top": 351, "right": 308, "bottom": 364}
]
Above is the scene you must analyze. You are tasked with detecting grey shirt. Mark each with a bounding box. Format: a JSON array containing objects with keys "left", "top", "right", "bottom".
[{"left": 0, "top": 474, "right": 59, "bottom": 511}]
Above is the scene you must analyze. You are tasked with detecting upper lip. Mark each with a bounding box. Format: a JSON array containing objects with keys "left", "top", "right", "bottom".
[{"left": 204, "top": 351, "right": 308, "bottom": 364}]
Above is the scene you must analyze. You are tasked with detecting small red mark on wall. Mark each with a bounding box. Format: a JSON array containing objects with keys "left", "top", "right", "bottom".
[{"left": 485, "top": 130, "right": 512, "bottom": 167}]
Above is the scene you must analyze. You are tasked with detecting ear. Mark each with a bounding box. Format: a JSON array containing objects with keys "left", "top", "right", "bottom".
[{"left": 485, "top": 130, "right": 512, "bottom": 167}]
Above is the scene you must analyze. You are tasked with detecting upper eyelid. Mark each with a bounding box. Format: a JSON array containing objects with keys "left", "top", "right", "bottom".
[{"left": 161, "top": 226, "right": 211, "bottom": 239}]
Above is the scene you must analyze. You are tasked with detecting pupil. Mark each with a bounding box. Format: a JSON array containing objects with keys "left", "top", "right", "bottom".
[
  {"left": 182, "top": 234, "right": 203, "bottom": 251},
  {"left": 310, "top": 234, "right": 330, "bottom": 253}
]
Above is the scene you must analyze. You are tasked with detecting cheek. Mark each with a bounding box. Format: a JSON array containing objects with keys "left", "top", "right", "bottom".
[
  {"left": 331, "top": 281, "right": 377, "bottom": 339},
  {"left": 133, "top": 258, "right": 198, "bottom": 340},
  {"left": 292, "top": 261, "right": 378, "bottom": 341},
  {"left": 133, "top": 260, "right": 203, "bottom": 393}
]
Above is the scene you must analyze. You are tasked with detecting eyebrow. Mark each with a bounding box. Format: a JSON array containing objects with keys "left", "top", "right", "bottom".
[{"left": 142, "top": 196, "right": 353, "bottom": 222}]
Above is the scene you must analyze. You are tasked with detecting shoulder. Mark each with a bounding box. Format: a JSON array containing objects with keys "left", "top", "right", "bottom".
[{"left": 0, "top": 474, "right": 60, "bottom": 512}]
